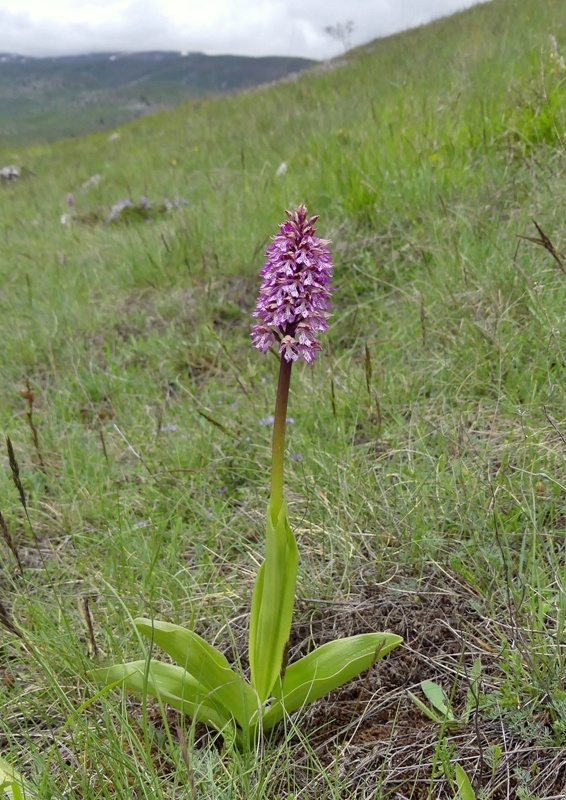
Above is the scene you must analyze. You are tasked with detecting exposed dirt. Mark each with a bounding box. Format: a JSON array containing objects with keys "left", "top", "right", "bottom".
[{"left": 259, "top": 577, "right": 566, "bottom": 798}]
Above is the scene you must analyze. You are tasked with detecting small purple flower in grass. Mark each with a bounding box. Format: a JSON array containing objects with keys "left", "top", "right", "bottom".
[
  {"left": 252, "top": 205, "right": 334, "bottom": 363},
  {"left": 105, "top": 198, "right": 132, "bottom": 224}
]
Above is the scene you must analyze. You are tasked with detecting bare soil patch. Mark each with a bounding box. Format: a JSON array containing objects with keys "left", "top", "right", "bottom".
[{"left": 259, "top": 575, "right": 565, "bottom": 798}]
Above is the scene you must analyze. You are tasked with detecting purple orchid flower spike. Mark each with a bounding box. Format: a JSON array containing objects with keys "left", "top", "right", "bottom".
[
  {"left": 252, "top": 205, "right": 334, "bottom": 364},
  {"left": 252, "top": 206, "right": 334, "bottom": 514}
]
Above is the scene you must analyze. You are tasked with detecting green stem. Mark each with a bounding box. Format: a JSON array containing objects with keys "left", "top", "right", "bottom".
[{"left": 270, "top": 356, "right": 293, "bottom": 516}]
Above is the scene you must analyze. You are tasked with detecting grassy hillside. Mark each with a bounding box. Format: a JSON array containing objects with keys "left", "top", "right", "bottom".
[
  {"left": 0, "top": 51, "right": 316, "bottom": 145},
  {"left": 1, "top": 0, "right": 565, "bottom": 796}
]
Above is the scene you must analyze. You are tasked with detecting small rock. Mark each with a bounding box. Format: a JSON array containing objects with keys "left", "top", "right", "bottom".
[{"left": 0, "top": 165, "right": 21, "bottom": 182}]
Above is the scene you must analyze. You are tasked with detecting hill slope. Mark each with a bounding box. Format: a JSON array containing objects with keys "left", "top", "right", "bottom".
[
  {"left": 1, "top": 0, "right": 565, "bottom": 797},
  {"left": 0, "top": 50, "right": 316, "bottom": 144}
]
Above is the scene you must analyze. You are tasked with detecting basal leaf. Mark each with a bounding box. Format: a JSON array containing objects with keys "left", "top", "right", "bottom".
[
  {"left": 454, "top": 764, "right": 477, "bottom": 800},
  {"left": 262, "top": 632, "right": 402, "bottom": 729},
  {"left": 134, "top": 619, "right": 257, "bottom": 730},
  {"left": 408, "top": 683, "right": 462, "bottom": 729},
  {"left": 90, "top": 659, "right": 232, "bottom": 733},
  {"left": 249, "top": 498, "right": 298, "bottom": 702},
  {"left": 406, "top": 690, "right": 447, "bottom": 724},
  {"left": 421, "top": 680, "right": 456, "bottom": 720},
  {"left": 0, "top": 755, "right": 36, "bottom": 799},
  {"left": 0, "top": 782, "right": 23, "bottom": 800}
]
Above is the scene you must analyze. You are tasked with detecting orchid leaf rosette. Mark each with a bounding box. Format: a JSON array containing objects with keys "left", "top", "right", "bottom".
[{"left": 89, "top": 206, "right": 401, "bottom": 748}]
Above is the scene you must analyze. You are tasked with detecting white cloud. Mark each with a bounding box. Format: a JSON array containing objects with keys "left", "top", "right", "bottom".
[{"left": 0, "top": 0, "right": 492, "bottom": 59}]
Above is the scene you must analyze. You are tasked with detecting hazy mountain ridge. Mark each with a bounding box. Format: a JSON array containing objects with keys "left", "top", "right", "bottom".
[{"left": 0, "top": 50, "right": 317, "bottom": 144}]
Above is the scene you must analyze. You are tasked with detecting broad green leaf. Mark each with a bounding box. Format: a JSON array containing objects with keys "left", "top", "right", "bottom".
[
  {"left": 407, "top": 690, "right": 447, "bottom": 724},
  {"left": 0, "top": 756, "right": 36, "bottom": 799},
  {"left": 89, "top": 659, "right": 232, "bottom": 733},
  {"left": 408, "top": 681, "right": 461, "bottom": 728},
  {"left": 463, "top": 658, "right": 482, "bottom": 723},
  {"left": 0, "top": 782, "right": 23, "bottom": 800},
  {"left": 249, "top": 499, "right": 298, "bottom": 702},
  {"left": 262, "top": 632, "right": 402, "bottom": 730},
  {"left": 421, "top": 680, "right": 457, "bottom": 721},
  {"left": 454, "top": 764, "right": 477, "bottom": 800},
  {"left": 470, "top": 659, "right": 481, "bottom": 684},
  {"left": 134, "top": 620, "right": 258, "bottom": 730}
]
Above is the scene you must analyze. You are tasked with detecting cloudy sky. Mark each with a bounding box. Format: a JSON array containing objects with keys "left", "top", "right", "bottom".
[{"left": 0, "top": 0, "right": 492, "bottom": 60}]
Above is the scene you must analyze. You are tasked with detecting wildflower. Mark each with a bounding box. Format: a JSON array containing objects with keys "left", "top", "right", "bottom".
[
  {"left": 91, "top": 202, "right": 401, "bottom": 742},
  {"left": 67, "top": 193, "right": 75, "bottom": 206},
  {"left": 252, "top": 206, "right": 333, "bottom": 514},
  {"left": 105, "top": 198, "right": 132, "bottom": 224},
  {"left": 82, "top": 174, "right": 102, "bottom": 189},
  {"left": 251, "top": 205, "right": 333, "bottom": 363}
]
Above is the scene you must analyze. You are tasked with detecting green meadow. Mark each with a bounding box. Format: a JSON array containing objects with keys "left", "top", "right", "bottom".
[{"left": 1, "top": 0, "right": 565, "bottom": 796}]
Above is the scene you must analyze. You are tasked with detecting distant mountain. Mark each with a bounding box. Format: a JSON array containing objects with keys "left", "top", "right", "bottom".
[
  {"left": 0, "top": 53, "right": 30, "bottom": 64},
  {"left": 0, "top": 50, "right": 317, "bottom": 145}
]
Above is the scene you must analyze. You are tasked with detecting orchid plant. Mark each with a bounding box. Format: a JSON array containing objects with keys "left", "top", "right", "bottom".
[{"left": 90, "top": 205, "right": 401, "bottom": 748}]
